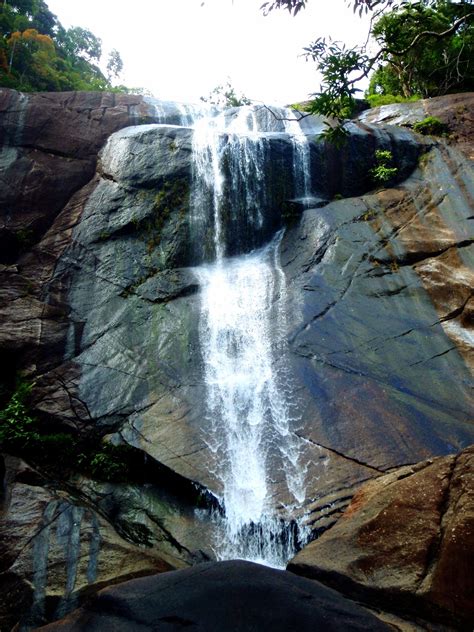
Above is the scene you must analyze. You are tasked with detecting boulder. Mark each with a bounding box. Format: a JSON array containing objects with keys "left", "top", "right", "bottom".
[
  {"left": 36, "top": 560, "right": 392, "bottom": 632},
  {"left": 288, "top": 445, "right": 474, "bottom": 629}
]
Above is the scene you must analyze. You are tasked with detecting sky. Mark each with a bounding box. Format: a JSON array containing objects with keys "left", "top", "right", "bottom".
[{"left": 46, "top": 0, "right": 372, "bottom": 105}]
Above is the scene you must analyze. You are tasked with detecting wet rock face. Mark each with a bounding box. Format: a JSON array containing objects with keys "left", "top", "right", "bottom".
[
  {"left": 288, "top": 445, "right": 474, "bottom": 629},
  {"left": 0, "top": 89, "right": 473, "bottom": 628},
  {"left": 279, "top": 136, "right": 474, "bottom": 527},
  {"left": 359, "top": 92, "right": 474, "bottom": 158},
  {"left": 0, "top": 454, "right": 220, "bottom": 630},
  {"left": 0, "top": 90, "right": 159, "bottom": 375},
  {"left": 0, "top": 90, "right": 154, "bottom": 265},
  {"left": 36, "top": 560, "right": 392, "bottom": 632}
]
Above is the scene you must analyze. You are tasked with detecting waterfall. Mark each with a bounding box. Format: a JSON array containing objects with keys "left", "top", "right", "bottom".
[
  {"left": 191, "top": 105, "right": 312, "bottom": 567},
  {"left": 283, "top": 114, "right": 312, "bottom": 200}
]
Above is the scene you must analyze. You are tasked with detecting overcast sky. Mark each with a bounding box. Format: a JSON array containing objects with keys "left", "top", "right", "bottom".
[{"left": 46, "top": 0, "right": 372, "bottom": 105}]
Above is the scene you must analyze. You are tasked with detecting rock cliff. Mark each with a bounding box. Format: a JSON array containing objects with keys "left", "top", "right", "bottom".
[{"left": 0, "top": 89, "right": 473, "bottom": 629}]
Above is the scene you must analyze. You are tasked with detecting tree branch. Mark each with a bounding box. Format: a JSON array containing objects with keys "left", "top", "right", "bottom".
[
  {"left": 388, "top": 12, "right": 474, "bottom": 57},
  {"left": 254, "top": 102, "right": 314, "bottom": 122},
  {"left": 346, "top": 11, "right": 474, "bottom": 88}
]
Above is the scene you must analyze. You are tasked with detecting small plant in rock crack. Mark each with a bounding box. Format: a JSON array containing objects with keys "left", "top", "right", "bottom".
[
  {"left": 370, "top": 149, "right": 398, "bottom": 186},
  {"left": 413, "top": 116, "right": 448, "bottom": 137},
  {"left": 0, "top": 380, "right": 39, "bottom": 450}
]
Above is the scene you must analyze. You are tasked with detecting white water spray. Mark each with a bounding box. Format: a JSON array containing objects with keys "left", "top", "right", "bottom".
[
  {"left": 196, "top": 240, "right": 308, "bottom": 567},
  {"left": 191, "top": 104, "right": 312, "bottom": 566}
]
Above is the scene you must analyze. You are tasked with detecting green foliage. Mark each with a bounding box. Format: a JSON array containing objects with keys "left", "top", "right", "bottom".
[
  {"left": 370, "top": 149, "right": 398, "bottom": 184},
  {"left": 266, "top": 1, "right": 473, "bottom": 142},
  {"left": 368, "top": 1, "right": 474, "bottom": 98},
  {"left": 366, "top": 93, "right": 421, "bottom": 107},
  {"left": 0, "top": 380, "right": 39, "bottom": 450},
  {"left": 0, "top": 379, "right": 137, "bottom": 482},
  {"left": 79, "top": 443, "right": 137, "bottom": 482},
  {"left": 319, "top": 122, "right": 350, "bottom": 148},
  {"left": 200, "top": 80, "right": 251, "bottom": 108},
  {"left": 106, "top": 48, "right": 123, "bottom": 82},
  {"left": 302, "top": 37, "right": 371, "bottom": 144},
  {"left": 413, "top": 115, "right": 449, "bottom": 135},
  {"left": 61, "top": 26, "right": 101, "bottom": 62},
  {"left": 260, "top": 0, "right": 307, "bottom": 16},
  {"left": 260, "top": 0, "right": 385, "bottom": 17},
  {"left": 304, "top": 38, "right": 369, "bottom": 121},
  {"left": 0, "top": 0, "right": 127, "bottom": 92}
]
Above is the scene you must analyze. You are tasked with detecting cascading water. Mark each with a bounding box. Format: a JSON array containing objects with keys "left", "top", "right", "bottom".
[
  {"left": 190, "top": 105, "right": 313, "bottom": 567},
  {"left": 196, "top": 241, "right": 308, "bottom": 567},
  {"left": 283, "top": 115, "right": 312, "bottom": 200}
]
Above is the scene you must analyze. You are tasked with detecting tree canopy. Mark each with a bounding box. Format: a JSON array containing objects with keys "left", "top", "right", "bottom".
[
  {"left": 0, "top": 0, "right": 126, "bottom": 92},
  {"left": 263, "top": 0, "right": 473, "bottom": 142},
  {"left": 369, "top": 1, "right": 474, "bottom": 97}
]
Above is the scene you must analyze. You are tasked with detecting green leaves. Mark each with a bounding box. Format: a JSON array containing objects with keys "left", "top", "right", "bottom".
[
  {"left": 0, "top": 1, "right": 129, "bottom": 93},
  {"left": 413, "top": 115, "right": 449, "bottom": 135},
  {"left": 200, "top": 80, "right": 251, "bottom": 108},
  {"left": 260, "top": 0, "right": 307, "bottom": 16},
  {"left": 370, "top": 149, "right": 398, "bottom": 184},
  {"left": 319, "top": 123, "right": 350, "bottom": 148},
  {"left": 0, "top": 380, "right": 40, "bottom": 450},
  {"left": 369, "top": 0, "right": 474, "bottom": 97},
  {"left": 62, "top": 26, "right": 102, "bottom": 63},
  {"left": 302, "top": 37, "right": 371, "bottom": 144},
  {"left": 0, "top": 378, "right": 138, "bottom": 482}
]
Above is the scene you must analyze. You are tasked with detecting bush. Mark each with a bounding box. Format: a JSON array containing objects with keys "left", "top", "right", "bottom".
[
  {"left": 0, "top": 379, "right": 137, "bottom": 482},
  {"left": 84, "top": 443, "right": 137, "bottom": 482},
  {"left": 370, "top": 149, "right": 398, "bottom": 185},
  {"left": 0, "top": 380, "right": 40, "bottom": 451},
  {"left": 413, "top": 116, "right": 448, "bottom": 136},
  {"left": 366, "top": 94, "right": 421, "bottom": 108}
]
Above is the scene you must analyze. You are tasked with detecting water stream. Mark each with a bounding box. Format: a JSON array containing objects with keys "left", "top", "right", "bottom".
[{"left": 189, "top": 105, "right": 313, "bottom": 567}]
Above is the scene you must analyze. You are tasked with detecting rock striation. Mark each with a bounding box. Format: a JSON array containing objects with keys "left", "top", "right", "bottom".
[
  {"left": 288, "top": 445, "right": 474, "bottom": 629},
  {"left": 0, "top": 455, "right": 176, "bottom": 631},
  {"left": 0, "top": 89, "right": 473, "bottom": 628}
]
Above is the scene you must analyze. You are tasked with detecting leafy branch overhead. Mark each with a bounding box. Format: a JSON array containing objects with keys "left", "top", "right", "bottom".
[{"left": 263, "top": 0, "right": 474, "bottom": 141}]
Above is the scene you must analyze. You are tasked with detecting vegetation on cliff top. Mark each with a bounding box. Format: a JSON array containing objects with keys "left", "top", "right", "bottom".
[
  {"left": 265, "top": 0, "right": 473, "bottom": 141},
  {"left": 0, "top": 0, "right": 130, "bottom": 92}
]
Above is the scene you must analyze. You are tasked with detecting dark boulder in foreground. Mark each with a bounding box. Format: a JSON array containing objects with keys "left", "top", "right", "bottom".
[{"left": 37, "top": 560, "right": 390, "bottom": 632}]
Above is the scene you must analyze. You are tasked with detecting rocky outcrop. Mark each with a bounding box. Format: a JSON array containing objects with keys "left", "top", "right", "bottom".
[
  {"left": 288, "top": 445, "right": 474, "bottom": 629},
  {"left": 36, "top": 560, "right": 392, "bottom": 632},
  {"left": 0, "top": 456, "right": 179, "bottom": 631},
  {"left": 359, "top": 92, "right": 474, "bottom": 157},
  {"left": 1, "top": 90, "right": 473, "bottom": 629},
  {"left": 0, "top": 453, "right": 221, "bottom": 630},
  {"left": 278, "top": 96, "right": 473, "bottom": 528}
]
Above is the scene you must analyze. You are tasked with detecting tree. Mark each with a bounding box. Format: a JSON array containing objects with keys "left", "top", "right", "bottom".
[
  {"left": 106, "top": 48, "right": 123, "bottom": 82},
  {"left": 6, "top": 28, "right": 56, "bottom": 87},
  {"left": 201, "top": 80, "right": 252, "bottom": 107},
  {"left": 0, "top": 0, "right": 131, "bottom": 92},
  {"left": 369, "top": 1, "right": 474, "bottom": 97},
  {"left": 262, "top": 0, "right": 474, "bottom": 141},
  {"left": 62, "top": 26, "right": 102, "bottom": 63}
]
